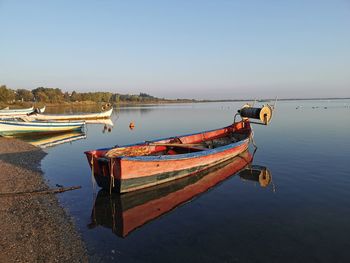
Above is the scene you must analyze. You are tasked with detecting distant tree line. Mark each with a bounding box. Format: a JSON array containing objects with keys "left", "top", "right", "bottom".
[{"left": 0, "top": 85, "right": 163, "bottom": 104}]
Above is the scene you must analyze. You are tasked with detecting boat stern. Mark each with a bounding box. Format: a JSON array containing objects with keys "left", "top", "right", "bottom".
[{"left": 85, "top": 150, "right": 122, "bottom": 192}]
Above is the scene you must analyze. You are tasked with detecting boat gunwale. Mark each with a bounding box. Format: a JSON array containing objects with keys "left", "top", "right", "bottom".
[
  {"left": 32, "top": 108, "right": 113, "bottom": 119},
  {"left": 87, "top": 123, "right": 251, "bottom": 161},
  {"left": 0, "top": 106, "right": 34, "bottom": 113},
  {"left": 121, "top": 138, "right": 249, "bottom": 161},
  {"left": 0, "top": 120, "right": 85, "bottom": 127}
]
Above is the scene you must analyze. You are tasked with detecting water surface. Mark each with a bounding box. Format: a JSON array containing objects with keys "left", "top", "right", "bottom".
[{"left": 39, "top": 100, "right": 350, "bottom": 262}]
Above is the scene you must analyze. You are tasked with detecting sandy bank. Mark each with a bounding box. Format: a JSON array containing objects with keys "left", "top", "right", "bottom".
[{"left": 0, "top": 137, "right": 87, "bottom": 262}]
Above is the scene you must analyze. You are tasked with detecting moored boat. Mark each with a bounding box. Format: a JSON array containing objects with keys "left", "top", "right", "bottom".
[
  {"left": 86, "top": 121, "right": 251, "bottom": 193},
  {"left": 0, "top": 119, "right": 85, "bottom": 137},
  {"left": 0, "top": 106, "right": 46, "bottom": 117},
  {"left": 85, "top": 104, "right": 273, "bottom": 193},
  {"left": 26, "top": 108, "right": 113, "bottom": 121},
  {"left": 89, "top": 151, "right": 271, "bottom": 237}
]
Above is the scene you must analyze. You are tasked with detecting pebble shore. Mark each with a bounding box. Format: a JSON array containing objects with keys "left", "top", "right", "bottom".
[{"left": 0, "top": 137, "right": 87, "bottom": 262}]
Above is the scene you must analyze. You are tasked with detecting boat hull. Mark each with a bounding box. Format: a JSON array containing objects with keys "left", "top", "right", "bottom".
[
  {"left": 29, "top": 108, "right": 113, "bottom": 121},
  {"left": 0, "top": 106, "right": 45, "bottom": 117},
  {"left": 0, "top": 106, "right": 34, "bottom": 116},
  {"left": 86, "top": 121, "right": 251, "bottom": 193},
  {"left": 0, "top": 120, "right": 85, "bottom": 137}
]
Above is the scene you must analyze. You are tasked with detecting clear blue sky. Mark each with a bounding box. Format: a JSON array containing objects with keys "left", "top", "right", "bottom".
[{"left": 1, "top": 0, "right": 349, "bottom": 99}]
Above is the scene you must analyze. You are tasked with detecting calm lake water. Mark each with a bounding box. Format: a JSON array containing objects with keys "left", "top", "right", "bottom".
[{"left": 38, "top": 100, "right": 350, "bottom": 262}]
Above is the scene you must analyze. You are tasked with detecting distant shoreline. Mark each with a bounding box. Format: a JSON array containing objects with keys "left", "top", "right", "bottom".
[{"left": 1, "top": 97, "right": 349, "bottom": 109}]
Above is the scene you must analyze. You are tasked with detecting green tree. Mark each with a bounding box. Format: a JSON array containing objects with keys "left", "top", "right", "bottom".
[
  {"left": 35, "top": 91, "right": 49, "bottom": 102},
  {"left": 0, "top": 85, "right": 16, "bottom": 102},
  {"left": 16, "top": 89, "right": 34, "bottom": 101},
  {"left": 32, "top": 87, "right": 64, "bottom": 103},
  {"left": 63, "top": 92, "right": 70, "bottom": 101},
  {"left": 70, "top": 91, "right": 82, "bottom": 102}
]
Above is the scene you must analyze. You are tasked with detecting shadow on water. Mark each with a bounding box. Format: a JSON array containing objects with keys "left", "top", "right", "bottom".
[{"left": 88, "top": 150, "right": 272, "bottom": 238}]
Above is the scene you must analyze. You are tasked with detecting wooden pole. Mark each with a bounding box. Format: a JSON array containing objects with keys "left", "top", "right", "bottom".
[{"left": 0, "top": 186, "right": 81, "bottom": 197}]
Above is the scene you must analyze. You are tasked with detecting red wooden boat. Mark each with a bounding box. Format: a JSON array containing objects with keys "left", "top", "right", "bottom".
[
  {"left": 85, "top": 104, "right": 273, "bottom": 193},
  {"left": 89, "top": 150, "right": 266, "bottom": 237}
]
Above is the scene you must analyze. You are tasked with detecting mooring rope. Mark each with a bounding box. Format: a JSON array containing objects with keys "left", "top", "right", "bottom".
[
  {"left": 249, "top": 130, "right": 258, "bottom": 150},
  {"left": 90, "top": 156, "right": 96, "bottom": 192},
  {"left": 109, "top": 158, "right": 115, "bottom": 194}
]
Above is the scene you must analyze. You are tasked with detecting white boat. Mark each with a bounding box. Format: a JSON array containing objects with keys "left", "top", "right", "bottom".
[
  {"left": 0, "top": 106, "right": 45, "bottom": 117},
  {"left": 0, "top": 119, "right": 85, "bottom": 137},
  {"left": 27, "top": 108, "right": 113, "bottom": 121}
]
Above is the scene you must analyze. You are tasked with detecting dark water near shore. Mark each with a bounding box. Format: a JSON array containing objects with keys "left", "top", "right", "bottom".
[{"left": 39, "top": 100, "right": 350, "bottom": 262}]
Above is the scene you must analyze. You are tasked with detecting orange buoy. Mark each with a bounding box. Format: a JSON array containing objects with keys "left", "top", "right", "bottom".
[{"left": 129, "top": 122, "right": 135, "bottom": 130}]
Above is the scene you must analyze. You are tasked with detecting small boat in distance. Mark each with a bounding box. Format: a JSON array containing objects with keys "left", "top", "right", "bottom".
[
  {"left": 25, "top": 108, "right": 113, "bottom": 121},
  {"left": 85, "top": 104, "right": 274, "bottom": 193},
  {"left": 0, "top": 119, "right": 85, "bottom": 137},
  {"left": 88, "top": 151, "right": 271, "bottom": 238},
  {"left": 0, "top": 106, "right": 45, "bottom": 117}
]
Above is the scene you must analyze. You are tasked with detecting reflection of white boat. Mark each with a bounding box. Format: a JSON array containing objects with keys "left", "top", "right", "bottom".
[
  {"left": 0, "top": 120, "right": 85, "bottom": 137},
  {"left": 0, "top": 106, "right": 46, "bottom": 117},
  {"left": 85, "top": 118, "right": 114, "bottom": 126},
  {"left": 27, "top": 108, "right": 113, "bottom": 121},
  {"left": 21, "top": 131, "right": 87, "bottom": 148}
]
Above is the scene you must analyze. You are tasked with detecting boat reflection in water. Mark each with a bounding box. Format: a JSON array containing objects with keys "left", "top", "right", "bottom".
[
  {"left": 238, "top": 165, "right": 272, "bottom": 188},
  {"left": 85, "top": 118, "right": 114, "bottom": 126},
  {"left": 85, "top": 118, "right": 114, "bottom": 133},
  {"left": 88, "top": 150, "right": 272, "bottom": 238},
  {"left": 20, "top": 131, "right": 87, "bottom": 148},
  {"left": 17, "top": 118, "right": 113, "bottom": 148}
]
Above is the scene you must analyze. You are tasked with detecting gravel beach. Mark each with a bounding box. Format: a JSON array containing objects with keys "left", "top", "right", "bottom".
[{"left": 0, "top": 137, "right": 87, "bottom": 262}]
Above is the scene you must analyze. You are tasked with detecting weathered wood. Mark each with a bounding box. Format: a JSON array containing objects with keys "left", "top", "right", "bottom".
[
  {"left": 85, "top": 120, "right": 252, "bottom": 193},
  {"left": 148, "top": 142, "right": 207, "bottom": 150}
]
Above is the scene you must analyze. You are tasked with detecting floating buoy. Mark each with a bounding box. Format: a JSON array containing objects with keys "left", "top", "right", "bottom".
[{"left": 129, "top": 122, "right": 135, "bottom": 130}]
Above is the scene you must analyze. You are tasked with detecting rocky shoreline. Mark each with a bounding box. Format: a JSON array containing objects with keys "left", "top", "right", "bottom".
[{"left": 0, "top": 137, "right": 87, "bottom": 262}]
